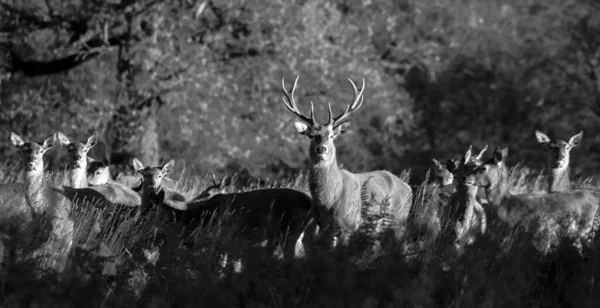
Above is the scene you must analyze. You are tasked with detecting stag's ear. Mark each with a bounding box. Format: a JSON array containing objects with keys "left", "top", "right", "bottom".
[
  {"left": 10, "top": 132, "right": 25, "bottom": 148},
  {"left": 101, "top": 156, "right": 110, "bottom": 167},
  {"left": 333, "top": 122, "right": 351, "bottom": 137},
  {"left": 87, "top": 156, "right": 96, "bottom": 164},
  {"left": 57, "top": 132, "right": 70, "bottom": 147},
  {"left": 162, "top": 159, "right": 175, "bottom": 176},
  {"left": 294, "top": 121, "right": 311, "bottom": 136},
  {"left": 535, "top": 130, "right": 551, "bottom": 145},
  {"left": 86, "top": 131, "right": 98, "bottom": 149},
  {"left": 41, "top": 133, "right": 56, "bottom": 151},
  {"left": 132, "top": 158, "right": 144, "bottom": 172},
  {"left": 569, "top": 131, "right": 583, "bottom": 147},
  {"left": 446, "top": 159, "right": 458, "bottom": 174}
]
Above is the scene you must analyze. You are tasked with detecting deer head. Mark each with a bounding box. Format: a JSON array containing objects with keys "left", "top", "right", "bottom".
[
  {"left": 281, "top": 76, "right": 365, "bottom": 167},
  {"left": 57, "top": 131, "right": 98, "bottom": 170},
  {"left": 195, "top": 172, "right": 230, "bottom": 200},
  {"left": 432, "top": 158, "right": 455, "bottom": 186},
  {"left": 132, "top": 158, "right": 175, "bottom": 193},
  {"left": 535, "top": 130, "right": 583, "bottom": 170},
  {"left": 86, "top": 156, "right": 111, "bottom": 186},
  {"left": 10, "top": 132, "right": 55, "bottom": 172}
]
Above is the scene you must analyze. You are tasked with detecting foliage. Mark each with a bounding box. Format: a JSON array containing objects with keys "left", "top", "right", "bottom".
[{"left": 1, "top": 0, "right": 600, "bottom": 182}]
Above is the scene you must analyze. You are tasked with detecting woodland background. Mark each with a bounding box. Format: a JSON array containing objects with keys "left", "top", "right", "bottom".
[{"left": 1, "top": 0, "right": 600, "bottom": 184}]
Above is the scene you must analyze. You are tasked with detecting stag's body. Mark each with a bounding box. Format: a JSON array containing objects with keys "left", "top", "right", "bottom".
[
  {"left": 471, "top": 147, "right": 599, "bottom": 252},
  {"left": 535, "top": 130, "right": 583, "bottom": 193},
  {"left": 281, "top": 76, "right": 412, "bottom": 247}
]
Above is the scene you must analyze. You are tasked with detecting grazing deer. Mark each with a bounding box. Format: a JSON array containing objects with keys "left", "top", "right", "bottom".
[
  {"left": 534, "top": 130, "right": 583, "bottom": 193},
  {"left": 469, "top": 146, "right": 600, "bottom": 253},
  {"left": 281, "top": 76, "right": 412, "bottom": 247},
  {"left": 0, "top": 132, "right": 73, "bottom": 272},
  {"left": 181, "top": 173, "right": 314, "bottom": 259},
  {"left": 57, "top": 131, "right": 98, "bottom": 188}
]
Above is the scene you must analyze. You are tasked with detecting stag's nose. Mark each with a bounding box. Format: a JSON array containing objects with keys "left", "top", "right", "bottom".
[{"left": 316, "top": 145, "right": 328, "bottom": 155}]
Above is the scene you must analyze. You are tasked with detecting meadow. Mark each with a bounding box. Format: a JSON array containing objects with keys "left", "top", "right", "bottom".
[{"left": 1, "top": 162, "right": 598, "bottom": 308}]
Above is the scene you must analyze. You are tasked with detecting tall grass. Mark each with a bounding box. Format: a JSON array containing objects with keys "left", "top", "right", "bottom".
[{"left": 0, "top": 165, "right": 599, "bottom": 307}]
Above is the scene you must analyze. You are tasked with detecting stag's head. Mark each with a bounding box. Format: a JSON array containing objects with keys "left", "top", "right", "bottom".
[
  {"left": 10, "top": 132, "right": 55, "bottom": 172},
  {"left": 535, "top": 130, "right": 582, "bottom": 170},
  {"left": 86, "top": 156, "right": 110, "bottom": 186},
  {"left": 132, "top": 158, "right": 175, "bottom": 193},
  {"left": 57, "top": 131, "right": 98, "bottom": 170},
  {"left": 281, "top": 76, "right": 365, "bottom": 167}
]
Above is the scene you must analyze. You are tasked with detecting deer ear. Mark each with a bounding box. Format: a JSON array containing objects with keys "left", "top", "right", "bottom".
[
  {"left": 446, "top": 159, "right": 458, "bottom": 174},
  {"left": 432, "top": 158, "right": 443, "bottom": 170},
  {"left": 162, "top": 159, "right": 175, "bottom": 175},
  {"left": 86, "top": 131, "right": 98, "bottom": 149},
  {"left": 461, "top": 145, "right": 473, "bottom": 165},
  {"left": 294, "top": 121, "right": 311, "bottom": 135},
  {"left": 57, "top": 132, "right": 70, "bottom": 147},
  {"left": 535, "top": 130, "right": 551, "bottom": 145},
  {"left": 101, "top": 156, "right": 110, "bottom": 166},
  {"left": 10, "top": 132, "right": 24, "bottom": 148},
  {"left": 569, "top": 131, "right": 583, "bottom": 147},
  {"left": 41, "top": 133, "right": 56, "bottom": 151},
  {"left": 132, "top": 158, "right": 144, "bottom": 172},
  {"left": 333, "top": 122, "right": 351, "bottom": 136}
]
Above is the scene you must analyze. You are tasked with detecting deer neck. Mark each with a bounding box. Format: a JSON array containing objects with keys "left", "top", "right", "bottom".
[
  {"left": 309, "top": 156, "right": 344, "bottom": 211},
  {"left": 485, "top": 167, "right": 510, "bottom": 208},
  {"left": 24, "top": 163, "right": 46, "bottom": 214},
  {"left": 68, "top": 162, "right": 88, "bottom": 189},
  {"left": 548, "top": 167, "right": 570, "bottom": 193},
  {"left": 141, "top": 184, "right": 160, "bottom": 212}
]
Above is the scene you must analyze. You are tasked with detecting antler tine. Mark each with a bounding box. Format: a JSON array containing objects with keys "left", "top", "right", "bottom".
[
  {"left": 281, "top": 76, "right": 314, "bottom": 124},
  {"left": 211, "top": 171, "right": 218, "bottom": 185},
  {"left": 331, "top": 77, "right": 366, "bottom": 127}
]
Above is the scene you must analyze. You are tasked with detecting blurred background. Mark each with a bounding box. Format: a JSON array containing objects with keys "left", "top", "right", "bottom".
[{"left": 1, "top": 0, "right": 599, "bottom": 184}]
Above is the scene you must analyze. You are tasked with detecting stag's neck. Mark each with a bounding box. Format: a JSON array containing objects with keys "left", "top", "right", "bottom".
[
  {"left": 548, "top": 167, "right": 570, "bottom": 193},
  {"left": 68, "top": 165, "right": 88, "bottom": 189},
  {"left": 309, "top": 159, "right": 344, "bottom": 212}
]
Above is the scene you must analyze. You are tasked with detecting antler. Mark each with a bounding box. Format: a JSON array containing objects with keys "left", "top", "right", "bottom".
[
  {"left": 281, "top": 76, "right": 316, "bottom": 125},
  {"left": 328, "top": 77, "right": 365, "bottom": 127}
]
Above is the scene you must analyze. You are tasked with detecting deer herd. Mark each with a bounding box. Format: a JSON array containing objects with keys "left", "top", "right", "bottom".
[{"left": 0, "top": 75, "right": 599, "bottom": 274}]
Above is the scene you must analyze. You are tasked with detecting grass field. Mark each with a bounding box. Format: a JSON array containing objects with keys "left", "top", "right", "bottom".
[{"left": 0, "top": 165, "right": 599, "bottom": 308}]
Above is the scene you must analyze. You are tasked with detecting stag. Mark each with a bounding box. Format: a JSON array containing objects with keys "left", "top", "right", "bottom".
[{"left": 281, "top": 76, "right": 412, "bottom": 246}]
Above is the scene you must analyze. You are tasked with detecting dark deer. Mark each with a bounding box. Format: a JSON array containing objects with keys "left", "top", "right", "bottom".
[{"left": 281, "top": 75, "right": 412, "bottom": 247}]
